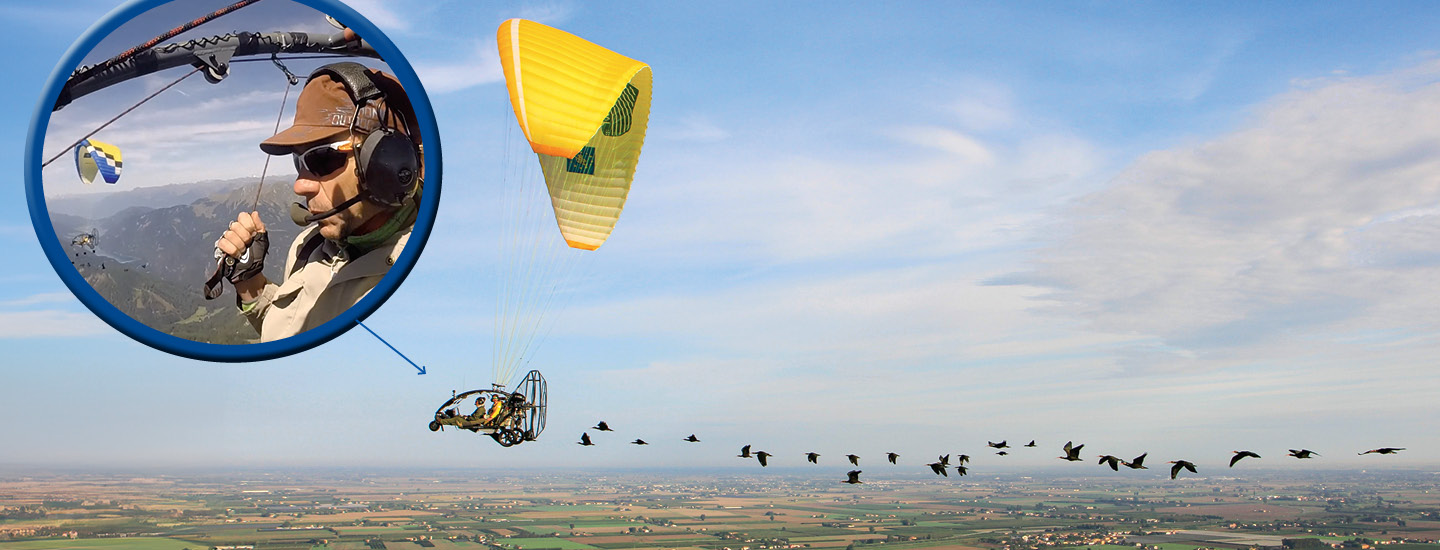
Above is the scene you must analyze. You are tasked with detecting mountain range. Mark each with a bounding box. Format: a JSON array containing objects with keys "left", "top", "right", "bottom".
[{"left": 49, "top": 177, "right": 310, "bottom": 345}]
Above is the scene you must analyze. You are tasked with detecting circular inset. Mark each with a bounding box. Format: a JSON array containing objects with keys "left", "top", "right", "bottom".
[{"left": 25, "top": 0, "right": 441, "bottom": 362}]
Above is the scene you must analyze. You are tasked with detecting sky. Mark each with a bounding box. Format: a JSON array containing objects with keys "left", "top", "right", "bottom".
[{"left": 2, "top": 0, "right": 1440, "bottom": 476}]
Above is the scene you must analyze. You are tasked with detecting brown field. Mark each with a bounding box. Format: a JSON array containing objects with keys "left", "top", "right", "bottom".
[{"left": 297, "top": 510, "right": 442, "bottom": 521}]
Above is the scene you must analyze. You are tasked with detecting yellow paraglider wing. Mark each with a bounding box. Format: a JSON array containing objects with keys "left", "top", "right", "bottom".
[
  {"left": 74, "top": 139, "right": 123, "bottom": 185},
  {"left": 497, "top": 18, "right": 651, "bottom": 251}
]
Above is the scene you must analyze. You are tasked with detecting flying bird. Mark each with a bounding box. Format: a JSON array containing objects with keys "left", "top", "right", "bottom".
[
  {"left": 988, "top": 440, "right": 1009, "bottom": 449},
  {"left": 578, "top": 433, "right": 594, "bottom": 446},
  {"left": 844, "top": 470, "right": 863, "bottom": 484},
  {"left": 887, "top": 452, "right": 900, "bottom": 464},
  {"left": 684, "top": 434, "right": 700, "bottom": 442},
  {"left": 954, "top": 465, "right": 968, "bottom": 476},
  {"left": 1098, "top": 455, "right": 1122, "bottom": 471},
  {"left": 593, "top": 421, "right": 613, "bottom": 432},
  {"left": 957, "top": 454, "right": 971, "bottom": 465},
  {"left": 1230, "top": 450, "right": 1261, "bottom": 467},
  {"left": 1288, "top": 449, "right": 1319, "bottom": 459},
  {"left": 1025, "top": 440, "right": 1037, "bottom": 447},
  {"left": 1168, "top": 460, "right": 1198, "bottom": 479},
  {"left": 738, "top": 445, "right": 752, "bottom": 458},
  {"left": 1359, "top": 448, "right": 1405, "bottom": 455},
  {"left": 927, "top": 462, "right": 948, "bottom": 476},
  {"left": 937, "top": 454, "right": 950, "bottom": 466},
  {"left": 631, "top": 439, "right": 648, "bottom": 445},
  {"left": 806, "top": 452, "right": 820, "bottom": 464},
  {"left": 996, "top": 451, "right": 1009, "bottom": 456},
  {"left": 1059, "top": 441, "right": 1084, "bottom": 461},
  {"left": 1123, "top": 453, "right": 1149, "bottom": 469},
  {"left": 755, "top": 451, "right": 772, "bottom": 467},
  {"left": 847, "top": 454, "right": 861, "bottom": 466}
]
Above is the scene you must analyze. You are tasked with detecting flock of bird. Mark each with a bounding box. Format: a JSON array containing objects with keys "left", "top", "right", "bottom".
[{"left": 575, "top": 424, "right": 1406, "bottom": 485}]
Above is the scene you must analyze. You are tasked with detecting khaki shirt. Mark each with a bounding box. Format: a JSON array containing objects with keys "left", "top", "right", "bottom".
[{"left": 241, "top": 224, "right": 409, "bottom": 342}]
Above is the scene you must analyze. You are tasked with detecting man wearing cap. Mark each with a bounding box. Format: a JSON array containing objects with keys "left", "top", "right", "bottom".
[{"left": 216, "top": 62, "right": 422, "bottom": 342}]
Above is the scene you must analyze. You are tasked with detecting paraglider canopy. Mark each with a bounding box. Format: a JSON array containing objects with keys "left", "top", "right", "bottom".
[
  {"left": 497, "top": 18, "right": 652, "bottom": 251},
  {"left": 75, "top": 139, "right": 122, "bottom": 184}
]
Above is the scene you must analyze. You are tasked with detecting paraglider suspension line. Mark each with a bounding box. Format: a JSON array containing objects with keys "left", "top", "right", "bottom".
[
  {"left": 251, "top": 55, "right": 300, "bottom": 210},
  {"left": 43, "top": 67, "right": 201, "bottom": 168}
]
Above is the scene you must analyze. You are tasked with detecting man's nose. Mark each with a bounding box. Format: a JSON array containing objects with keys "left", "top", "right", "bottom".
[{"left": 293, "top": 175, "right": 320, "bottom": 196}]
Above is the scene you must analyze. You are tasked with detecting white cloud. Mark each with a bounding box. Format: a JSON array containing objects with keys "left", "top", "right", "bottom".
[
  {"left": 0, "top": 292, "right": 77, "bottom": 307},
  {"left": 0, "top": 310, "right": 108, "bottom": 338},
  {"left": 514, "top": 3, "right": 575, "bottom": 26},
  {"left": 562, "top": 262, "right": 1122, "bottom": 371},
  {"left": 342, "top": 0, "right": 410, "bottom": 33},
  {"left": 411, "top": 41, "right": 502, "bottom": 94},
  {"left": 657, "top": 115, "right": 730, "bottom": 142},
  {"left": 1013, "top": 60, "right": 1440, "bottom": 355},
  {"left": 944, "top": 81, "right": 1015, "bottom": 131},
  {"left": 887, "top": 126, "right": 995, "bottom": 166},
  {"left": 616, "top": 122, "right": 1104, "bottom": 266}
]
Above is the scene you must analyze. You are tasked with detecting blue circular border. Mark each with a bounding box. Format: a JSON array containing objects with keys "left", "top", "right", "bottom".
[{"left": 24, "top": 0, "right": 442, "bottom": 363}]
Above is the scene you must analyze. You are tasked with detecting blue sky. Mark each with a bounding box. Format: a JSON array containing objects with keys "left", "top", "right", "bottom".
[{"left": 2, "top": 0, "right": 1440, "bottom": 475}]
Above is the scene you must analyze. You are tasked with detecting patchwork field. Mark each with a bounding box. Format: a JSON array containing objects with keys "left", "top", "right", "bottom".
[{"left": 3, "top": 471, "right": 1439, "bottom": 550}]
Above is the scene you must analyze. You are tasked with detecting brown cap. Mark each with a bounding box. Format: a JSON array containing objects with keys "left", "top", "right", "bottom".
[{"left": 258, "top": 69, "right": 412, "bottom": 155}]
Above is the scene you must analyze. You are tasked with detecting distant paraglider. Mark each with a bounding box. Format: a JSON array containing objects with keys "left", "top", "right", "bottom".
[
  {"left": 70, "top": 228, "right": 99, "bottom": 251},
  {"left": 74, "top": 139, "right": 123, "bottom": 185}
]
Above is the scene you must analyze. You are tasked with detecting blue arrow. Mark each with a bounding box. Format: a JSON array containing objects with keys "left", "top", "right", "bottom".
[{"left": 357, "top": 320, "right": 427, "bottom": 375}]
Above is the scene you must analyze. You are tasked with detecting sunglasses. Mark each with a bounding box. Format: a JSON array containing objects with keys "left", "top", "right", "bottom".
[{"left": 293, "top": 140, "right": 353, "bottom": 177}]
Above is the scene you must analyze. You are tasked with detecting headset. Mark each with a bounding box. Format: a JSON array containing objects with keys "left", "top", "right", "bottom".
[{"left": 293, "top": 62, "right": 421, "bottom": 224}]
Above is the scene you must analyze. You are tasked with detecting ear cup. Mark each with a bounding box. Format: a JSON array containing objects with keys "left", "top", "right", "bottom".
[
  {"left": 309, "top": 62, "right": 422, "bottom": 208},
  {"left": 357, "top": 126, "right": 419, "bottom": 207}
]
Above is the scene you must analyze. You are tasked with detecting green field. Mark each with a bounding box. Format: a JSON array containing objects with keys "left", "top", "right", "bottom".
[
  {"left": 496, "top": 539, "right": 601, "bottom": 550},
  {"left": 0, "top": 537, "right": 202, "bottom": 550},
  {"left": 1148, "top": 543, "right": 1203, "bottom": 550}
]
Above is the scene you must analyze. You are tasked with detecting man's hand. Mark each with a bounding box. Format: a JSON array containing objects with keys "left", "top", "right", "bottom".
[
  {"left": 218, "top": 211, "right": 266, "bottom": 261},
  {"left": 217, "top": 211, "right": 269, "bottom": 298}
]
